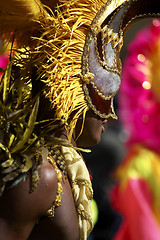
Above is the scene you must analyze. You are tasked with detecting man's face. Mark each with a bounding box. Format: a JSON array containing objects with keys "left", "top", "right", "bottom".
[{"left": 75, "top": 110, "right": 108, "bottom": 147}]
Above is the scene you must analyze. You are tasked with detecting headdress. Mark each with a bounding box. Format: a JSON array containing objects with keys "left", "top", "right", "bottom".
[{"left": 1, "top": 0, "right": 160, "bottom": 134}]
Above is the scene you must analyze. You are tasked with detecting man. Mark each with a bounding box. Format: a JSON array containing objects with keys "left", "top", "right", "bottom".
[{"left": 0, "top": 0, "right": 159, "bottom": 239}]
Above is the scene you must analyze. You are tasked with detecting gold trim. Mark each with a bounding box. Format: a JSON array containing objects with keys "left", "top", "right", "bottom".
[
  {"left": 81, "top": 1, "right": 126, "bottom": 107},
  {"left": 47, "top": 156, "right": 63, "bottom": 217},
  {"left": 90, "top": 81, "right": 118, "bottom": 100},
  {"left": 94, "top": 33, "right": 122, "bottom": 73},
  {"left": 91, "top": 0, "right": 127, "bottom": 33},
  {"left": 122, "top": 13, "right": 160, "bottom": 33},
  {"left": 83, "top": 83, "right": 118, "bottom": 119}
]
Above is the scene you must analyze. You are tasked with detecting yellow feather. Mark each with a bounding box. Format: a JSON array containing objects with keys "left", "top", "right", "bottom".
[
  {"left": 1, "top": 0, "right": 107, "bottom": 141},
  {"left": 11, "top": 97, "right": 40, "bottom": 153},
  {"left": 1, "top": 158, "right": 14, "bottom": 168},
  {"left": 0, "top": 0, "right": 48, "bottom": 46}
]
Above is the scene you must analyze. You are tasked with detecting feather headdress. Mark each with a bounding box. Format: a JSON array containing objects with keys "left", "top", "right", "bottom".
[
  {"left": 0, "top": 0, "right": 107, "bottom": 140},
  {"left": 0, "top": 0, "right": 119, "bottom": 142},
  {"left": 1, "top": 0, "right": 160, "bottom": 138}
]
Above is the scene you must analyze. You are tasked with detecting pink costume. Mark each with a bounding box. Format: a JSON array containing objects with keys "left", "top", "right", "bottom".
[{"left": 111, "top": 20, "right": 160, "bottom": 240}]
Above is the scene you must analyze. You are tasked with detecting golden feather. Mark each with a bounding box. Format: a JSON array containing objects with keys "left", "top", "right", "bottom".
[
  {"left": 11, "top": 97, "right": 40, "bottom": 154},
  {"left": 0, "top": 0, "right": 48, "bottom": 46}
]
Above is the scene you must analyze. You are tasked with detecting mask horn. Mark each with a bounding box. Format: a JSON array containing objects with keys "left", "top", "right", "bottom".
[{"left": 82, "top": 0, "right": 160, "bottom": 118}]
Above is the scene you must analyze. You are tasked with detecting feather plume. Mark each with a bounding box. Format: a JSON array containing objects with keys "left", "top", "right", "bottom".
[
  {"left": 0, "top": 0, "right": 48, "bottom": 46},
  {"left": 33, "top": 0, "right": 106, "bottom": 140}
]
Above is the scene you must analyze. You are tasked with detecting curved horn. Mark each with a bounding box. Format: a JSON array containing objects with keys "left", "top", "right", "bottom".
[{"left": 82, "top": 0, "right": 160, "bottom": 118}]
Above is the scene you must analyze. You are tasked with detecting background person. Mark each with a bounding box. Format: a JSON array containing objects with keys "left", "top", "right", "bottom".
[{"left": 111, "top": 19, "right": 160, "bottom": 240}]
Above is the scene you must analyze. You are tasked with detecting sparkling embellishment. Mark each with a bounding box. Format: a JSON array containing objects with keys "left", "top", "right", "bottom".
[{"left": 142, "top": 81, "right": 151, "bottom": 90}]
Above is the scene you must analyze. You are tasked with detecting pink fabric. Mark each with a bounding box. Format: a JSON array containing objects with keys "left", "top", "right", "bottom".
[
  {"left": 119, "top": 20, "right": 160, "bottom": 153},
  {"left": 0, "top": 54, "right": 9, "bottom": 77},
  {"left": 111, "top": 20, "right": 160, "bottom": 240},
  {"left": 112, "top": 179, "right": 160, "bottom": 240}
]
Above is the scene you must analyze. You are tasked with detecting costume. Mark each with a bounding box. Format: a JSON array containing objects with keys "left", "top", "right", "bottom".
[
  {"left": 0, "top": 42, "right": 10, "bottom": 80},
  {"left": 0, "top": 0, "right": 160, "bottom": 239},
  {"left": 111, "top": 20, "right": 160, "bottom": 240}
]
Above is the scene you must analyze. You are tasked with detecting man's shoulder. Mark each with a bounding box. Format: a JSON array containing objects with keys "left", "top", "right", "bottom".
[
  {"left": 0, "top": 158, "right": 59, "bottom": 219},
  {"left": 0, "top": 158, "right": 61, "bottom": 239}
]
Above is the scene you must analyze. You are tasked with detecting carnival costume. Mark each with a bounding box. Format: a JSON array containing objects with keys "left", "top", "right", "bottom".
[
  {"left": 0, "top": 0, "right": 160, "bottom": 239},
  {"left": 112, "top": 20, "right": 160, "bottom": 240}
]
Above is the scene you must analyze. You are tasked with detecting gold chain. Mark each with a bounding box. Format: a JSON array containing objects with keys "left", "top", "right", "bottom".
[{"left": 47, "top": 156, "right": 63, "bottom": 217}]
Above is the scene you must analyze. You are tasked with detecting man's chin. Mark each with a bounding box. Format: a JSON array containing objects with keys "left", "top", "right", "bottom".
[{"left": 76, "top": 137, "right": 101, "bottom": 148}]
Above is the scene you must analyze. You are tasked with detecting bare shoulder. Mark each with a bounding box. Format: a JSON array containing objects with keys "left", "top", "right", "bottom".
[
  {"left": 33, "top": 157, "right": 59, "bottom": 215},
  {"left": 0, "top": 158, "right": 58, "bottom": 240},
  {"left": 0, "top": 158, "right": 79, "bottom": 240},
  {"left": 28, "top": 167, "right": 80, "bottom": 240},
  {"left": 0, "top": 158, "right": 59, "bottom": 217}
]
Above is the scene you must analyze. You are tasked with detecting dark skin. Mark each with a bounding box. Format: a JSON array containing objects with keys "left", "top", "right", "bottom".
[{"left": 0, "top": 109, "right": 108, "bottom": 240}]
